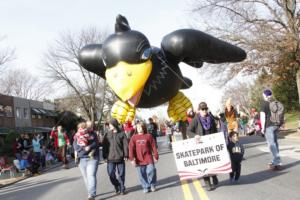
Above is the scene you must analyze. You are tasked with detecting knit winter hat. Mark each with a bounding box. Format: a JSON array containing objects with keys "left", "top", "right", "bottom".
[
  {"left": 263, "top": 89, "right": 272, "bottom": 96},
  {"left": 109, "top": 118, "right": 119, "bottom": 130}
]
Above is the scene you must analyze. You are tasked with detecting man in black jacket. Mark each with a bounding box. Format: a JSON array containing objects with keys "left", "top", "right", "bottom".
[
  {"left": 187, "top": 102, "right": 219, "bottom": 191},
  {"left": 147, "top": 118, "right": 158, "bottom": 146},
  {"left": 102, "top": 118, "right": 129, "bottom": 195}
]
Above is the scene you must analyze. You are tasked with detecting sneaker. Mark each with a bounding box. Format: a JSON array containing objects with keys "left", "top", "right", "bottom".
[
  {"left": 273, "top": 165, "right": 282, "bottom": 171},
  {"left": 268, "top": 162, "right": 282, "bottom": 171},
  {"left": 115, "top": 185, "right": 120, "bottom": 194},
  {"left": 87, "top": 196, "right": 95, "bottom": 200},
  {"left": 150, "top": 185, "right": 156, "bottom": 192},
  {"left": 120, "top": 187, "right": 126, "bottom": 195},
  {"left": 234, "top": 179, "right": 240, "bottom": 184},
  {"left": 268, "top": 164, "right": 282, "bottom": 171},
  {"left": 229, "top": 178, "right": 234, "bottom": 183},
  {"left": 212, "top": 176, "right": 219, "bottom": 186},
  {"left": 204, "top": 180, "right": 213, "bottom": 191},
  {"left": 143, "top": 188, "right": 149, "bottom": 193}
]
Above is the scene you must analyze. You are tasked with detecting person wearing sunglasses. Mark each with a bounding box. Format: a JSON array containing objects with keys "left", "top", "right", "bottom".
[{"left": 187, "top": 102, "right": 219, "bottom": 191}]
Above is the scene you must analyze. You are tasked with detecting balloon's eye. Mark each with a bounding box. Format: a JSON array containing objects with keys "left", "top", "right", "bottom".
[{"left": 141, "top": 48, "right": 152, "bottom": 61}]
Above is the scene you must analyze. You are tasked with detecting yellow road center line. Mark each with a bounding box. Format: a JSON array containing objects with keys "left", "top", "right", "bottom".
[
  {"left": 173, "top": 134, "right": 194, "bottom": 200},
  {"left": 192, "top": 178, "right": 210, "bottom": 200},
  {"left": 181, "top": 180, "right": 194, "bottom": 200},
  {"left": 173, "top": 132, "right": 210, "bottom": 200}
]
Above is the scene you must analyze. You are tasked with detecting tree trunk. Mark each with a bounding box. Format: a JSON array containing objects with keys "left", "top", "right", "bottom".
[
  {"left": 296, "top": 69, "right": 300, "bottom": 105},
  {"left": 96, "top": 83, "right": 107, "bottom": 129},
  {"left": 90, "top": 106, "right": 95, "bottom": 126}
]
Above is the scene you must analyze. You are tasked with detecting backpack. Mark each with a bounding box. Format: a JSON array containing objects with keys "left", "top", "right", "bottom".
[{"left": 269, "top": 101, "right": 284, "bottom": 126}]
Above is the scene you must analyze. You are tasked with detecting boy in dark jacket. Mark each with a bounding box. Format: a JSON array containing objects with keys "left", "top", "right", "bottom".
[
  {"left": 102, "top": 118, "right": 129, "bottom": 195},
  {"left": 227, "top": 131, "right": 244, "bottom": 183}
]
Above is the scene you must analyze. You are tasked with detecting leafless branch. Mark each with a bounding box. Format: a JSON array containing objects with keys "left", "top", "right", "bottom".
[{"left": 42, "top": 27, "right": 114, "bottom": 121}]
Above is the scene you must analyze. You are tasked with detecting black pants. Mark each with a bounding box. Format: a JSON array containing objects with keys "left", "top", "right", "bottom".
[
  {"left": 230, "top": 161, "right": 241, "bottom": 180},
  {"left": 204, "top": 175, "right": 217, "bottom": 184}
]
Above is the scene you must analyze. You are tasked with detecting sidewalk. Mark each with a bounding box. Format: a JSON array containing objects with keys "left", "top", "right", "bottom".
[{"left": 0, "top": 162, "right": 63, "bottom": 189}]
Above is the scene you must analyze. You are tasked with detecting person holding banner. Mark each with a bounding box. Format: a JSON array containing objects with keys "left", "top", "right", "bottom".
[
  {"left": 129, "top": 121, "right": 159, "bottom": 193},
  {"left": 187, "top": 102, "right": 219, "bottom": 191}
]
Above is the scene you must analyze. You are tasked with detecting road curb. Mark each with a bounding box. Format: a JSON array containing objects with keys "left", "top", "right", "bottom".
[
  {"left": 0, "top": 176, "right": 27, "bottom": 189},
  {"left": 0, "top": 163, "right": 63, "bottom": 189}
]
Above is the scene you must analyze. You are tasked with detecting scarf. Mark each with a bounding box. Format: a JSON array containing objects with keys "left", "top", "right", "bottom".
[{"left": 199, "top": 114, "right": 212, "bottom": 131}]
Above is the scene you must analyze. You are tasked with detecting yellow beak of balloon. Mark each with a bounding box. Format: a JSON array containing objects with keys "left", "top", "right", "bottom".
[{"left": 105, "top": 60, "right": 152, "bottom": 105}]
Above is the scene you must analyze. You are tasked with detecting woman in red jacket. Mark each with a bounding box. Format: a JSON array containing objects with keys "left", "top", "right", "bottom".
[{"left": 129, "top": 122, "right": 159, "bottom": 193}]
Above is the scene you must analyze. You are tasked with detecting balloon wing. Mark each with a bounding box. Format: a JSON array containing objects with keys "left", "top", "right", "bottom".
[
  {"left": 161, "top": 29, "right": 246, "bottom": 66},
  {"left": 78, "top": 44, "right": 106, "bottom": 79}
]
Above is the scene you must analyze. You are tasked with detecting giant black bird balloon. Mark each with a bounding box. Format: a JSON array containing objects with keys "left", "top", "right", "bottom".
[{"left": 78, "top": 15, "right": 246, "bottom": 123}]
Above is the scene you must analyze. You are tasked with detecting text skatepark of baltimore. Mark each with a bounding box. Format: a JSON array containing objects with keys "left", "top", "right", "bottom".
[{"left": 175, "top": 144, "right": 225, "bottom": 167}]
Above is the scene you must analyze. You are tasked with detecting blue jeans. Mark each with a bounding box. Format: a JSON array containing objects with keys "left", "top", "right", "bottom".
[
  {"left": 107, "top": 162, "right": 125, "bottom": 192},
  {"left": 78, "top": 157, "right": 99, "bottom": 197},
  {"left": 136, "top": 164, "right": 157, "bottom": 189},
  {"left": 265, "top": 126, "right": 281, "bottom": 165}
]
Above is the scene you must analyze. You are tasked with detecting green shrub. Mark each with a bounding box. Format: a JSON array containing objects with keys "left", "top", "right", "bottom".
[{"left": 0, "top": 131, "right": 17, "bottom": 157}]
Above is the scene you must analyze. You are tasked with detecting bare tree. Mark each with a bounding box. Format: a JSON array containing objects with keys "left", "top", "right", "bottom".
[
  {"left": 191, "top": 0, "right": 300, "bottom": 104},
  {"left": 0, "top": 35, "right": 15, "bottom": 70},
  {"left": 0, "top": 69, "right": 49, "bottom": 100},
  {"left": 220, "top": 81, "right": 253, "bottom": 115},
  {"left": 43, "top": 27, "right": 115, "bottom": 123},
  {"left": 55, "top": 84, "right": 116, "bottom": 124}
]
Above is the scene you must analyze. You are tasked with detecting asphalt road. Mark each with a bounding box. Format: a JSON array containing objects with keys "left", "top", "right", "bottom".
[{"left": 0, "top": 134, "right": 300, "bottom": 200}]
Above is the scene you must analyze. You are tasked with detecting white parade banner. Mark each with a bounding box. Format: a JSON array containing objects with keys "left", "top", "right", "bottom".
[{"left": 172, "top": 132, "right": 232, "bottom": 180}]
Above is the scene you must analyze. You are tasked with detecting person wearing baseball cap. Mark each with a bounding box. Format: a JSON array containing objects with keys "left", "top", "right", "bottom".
[{"left": 187, "top": 101, "right": 219, "bottom": 191}]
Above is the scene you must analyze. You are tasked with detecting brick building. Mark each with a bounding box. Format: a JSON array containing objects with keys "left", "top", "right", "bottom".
[{"left": 0, "top": 94, "right": 57, "bottom": 135}]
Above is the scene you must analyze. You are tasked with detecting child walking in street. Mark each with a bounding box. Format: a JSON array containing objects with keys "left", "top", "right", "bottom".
[
  {"left": 102, "top": 118, "right": 129, "bottom": 195},
  {"left": 227, "top": 131, "right": 244, "bottom": 183},
  {"left": 129, "top": 121, "right": 159, "bottom": 193}
]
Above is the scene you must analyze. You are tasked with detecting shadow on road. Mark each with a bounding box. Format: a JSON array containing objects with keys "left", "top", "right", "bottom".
[
  {"left": 240, "top": 135, "right": 265, "bottom": 145},
  {"left": 244, "top": 151, "right": 269, "bottom": 160},
  {"left": 0, "top": 177, "right": 80, "bottom": 199},
  {"left": 244, "top": 142, "right": 266, "bottom": 149},
  {"left": 97, "top": 175, "right": 180, "bottom": 199},
  {"left": 219, "top": 160, "right": 300, "bottom": 186},
  {"left": 158, "top": 150, "right": 173, "bottom": 156}
]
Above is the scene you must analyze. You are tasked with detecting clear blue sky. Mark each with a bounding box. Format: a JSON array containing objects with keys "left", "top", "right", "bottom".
[{"left": 1, "top": 0, "right": 224, "bottom": 117}]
